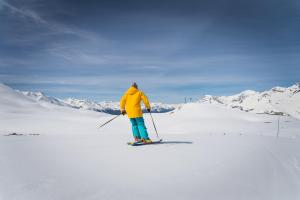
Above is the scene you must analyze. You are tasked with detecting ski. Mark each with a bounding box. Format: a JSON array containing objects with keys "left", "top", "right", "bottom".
[{"left": 127, "top": 139, "right": 163, "bottom": 146}]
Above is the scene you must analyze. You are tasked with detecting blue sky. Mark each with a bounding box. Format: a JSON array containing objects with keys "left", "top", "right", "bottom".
[{"left": 0, "top": 0, "right": 299, "bottom": 103}]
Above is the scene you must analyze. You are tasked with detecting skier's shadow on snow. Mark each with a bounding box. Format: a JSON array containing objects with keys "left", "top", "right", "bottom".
[{"left": 160, "top": 141, "right": 193, "bottom": 145}]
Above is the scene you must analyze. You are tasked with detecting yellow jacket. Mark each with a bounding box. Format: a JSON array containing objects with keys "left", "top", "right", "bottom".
[{"left": 120, "top": 87, "right": 151, "bottom": 118}]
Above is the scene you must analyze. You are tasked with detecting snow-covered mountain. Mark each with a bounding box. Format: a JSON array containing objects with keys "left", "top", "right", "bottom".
[
  {"left": 21, "top": 91, "right": 70, "bottom": 107},
  {"left": 62, "top": 98, "right": 176, "bottom": 114},
  {"left": 199, "top": 83, "right": 300, "bottom": 119},
  {"left": 2, "top": 83, "right": 300, "bottom": 118},
  {"left": 18, "top": 87, "right": 176, "bottom": 114},
  {"left": 62, "top": 98, "right": 121, "bottom": 114}
]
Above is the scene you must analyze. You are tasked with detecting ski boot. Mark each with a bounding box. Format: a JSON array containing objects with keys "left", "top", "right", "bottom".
[
  {"left": 134, "top": 136, "right": 141, "bottom": 142},
  {"left": 141, "top": 138, "right": 152, "bottom": 144}
]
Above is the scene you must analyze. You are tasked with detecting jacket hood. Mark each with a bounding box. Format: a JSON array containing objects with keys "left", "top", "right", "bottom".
[{"left": 126, "top": 86, "right": 138, "bottom": 95}]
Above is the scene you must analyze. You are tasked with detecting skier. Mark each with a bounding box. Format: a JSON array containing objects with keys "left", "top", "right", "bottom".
[{"left": 120, "top": 82, "right": 152, "bottom": 144}]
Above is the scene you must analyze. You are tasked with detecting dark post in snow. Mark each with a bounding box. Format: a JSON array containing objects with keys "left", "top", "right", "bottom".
[{"left": 277, "top": 116, "right": 280, "bottom": 138}]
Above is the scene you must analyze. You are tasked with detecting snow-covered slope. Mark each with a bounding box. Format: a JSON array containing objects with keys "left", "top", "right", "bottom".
[
  {"left": 0, "top": 83, "right": 107, "bottom": 135},
  {"left": 0, "top": 83, "right": 45, "bottom": 113},
  {"left": 199, "top": 83, "right": 300, "bottom": 119},
  {"left": 1, "top": 83, "right": 300, "bottom": 200}
]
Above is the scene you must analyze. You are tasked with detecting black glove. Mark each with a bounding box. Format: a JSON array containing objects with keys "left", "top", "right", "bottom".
[
  {"left": 147, "top": 108, "right": 151, "bottom": 112},
  {"left": 121, "top": 110, "right": 126, "bottom": 115}
]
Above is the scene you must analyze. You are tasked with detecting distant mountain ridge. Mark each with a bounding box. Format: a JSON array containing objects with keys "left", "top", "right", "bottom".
[
  {"left": 1, "top": 83, "right": 299, "bottom": 118},
  {"left": 198, "top": 83, "right": 300, "bottom": 119},
  {"left": 21, "top": 91, "right": 69, "bottom": 107},
  {"left": 20, "top": 89, "right": 176, "bottom": 114}
]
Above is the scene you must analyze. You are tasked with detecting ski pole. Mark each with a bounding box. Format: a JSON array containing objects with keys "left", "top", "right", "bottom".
[
  {"left": 149, "top": 111, "right": 160, "bottom": 140},
  {"left": 98, "top": 114, "right": 121, "bottom": 128}
]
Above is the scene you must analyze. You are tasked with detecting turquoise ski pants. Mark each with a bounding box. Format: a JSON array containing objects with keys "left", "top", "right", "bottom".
[{"left": 129, "top": 117, "right": 149, "bottom": 139}]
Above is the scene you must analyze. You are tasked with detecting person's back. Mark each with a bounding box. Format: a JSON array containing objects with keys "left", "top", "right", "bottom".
[
  {"left": 120, "top": 82, "right": 152, "bottom": 143},
  {"left": 120, "top": 85, "right": 150, "bottom": 118}
]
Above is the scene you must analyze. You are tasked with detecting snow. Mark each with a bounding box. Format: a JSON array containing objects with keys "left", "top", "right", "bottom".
[
  {"left": 1, "top": 134, "right": 300, "bottom": 200},
  {"left": 199, "top": 83, "right": 300, "bottom": 119},
  {"left": 1, "top": 83, "right": 300, "bottom": 200}
]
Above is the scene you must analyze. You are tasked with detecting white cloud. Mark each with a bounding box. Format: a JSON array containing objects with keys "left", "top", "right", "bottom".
[
  {"left": 0, "top": 0, "right": 47, "bottom": 24},
  {"left": 0, "top": 0, "right": 109, "bottom": 43},
  {"left": 46, "top": 46, "right": 113, "bottom": 65},
  {"left": 0, "top": 73, "right": 266, "bottom": 88}
]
